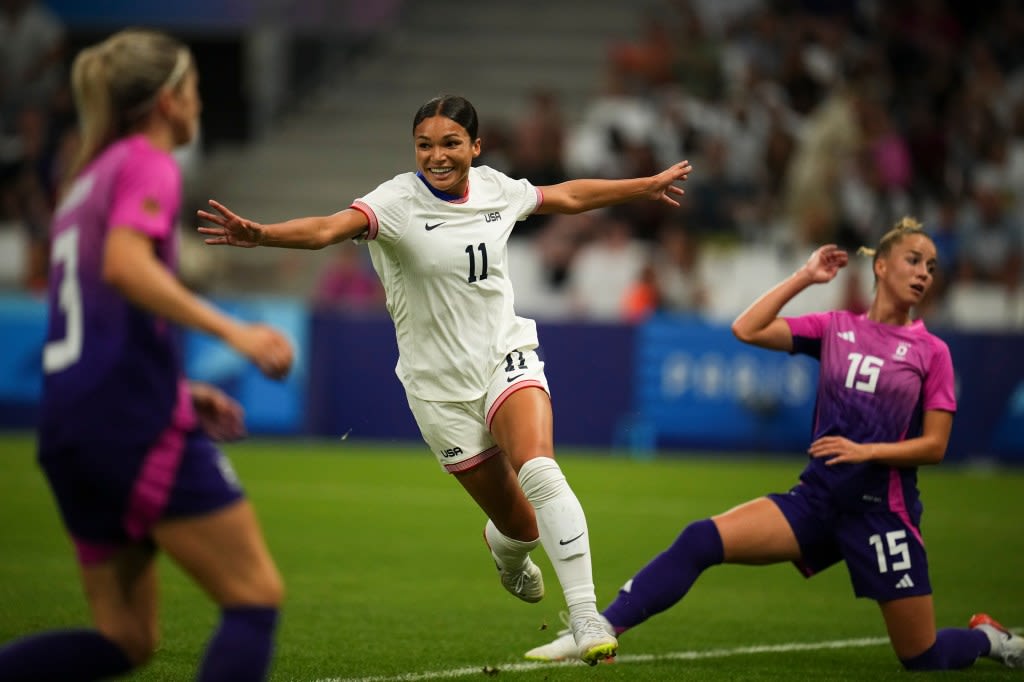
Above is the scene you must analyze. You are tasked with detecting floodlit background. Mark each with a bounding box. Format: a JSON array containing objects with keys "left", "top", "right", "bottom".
[{"left": 1, "top": 0, "right": 1022, "bottom": 456}]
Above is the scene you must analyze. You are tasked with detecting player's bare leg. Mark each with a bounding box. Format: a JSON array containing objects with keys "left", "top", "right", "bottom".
[
  {"left": 455, "top": 455, "right": 544, "bottom": 602},
  {"left": 154, "top": 499, "right": 282, "bottom": 680},
  {"left": 712, "top": 497, "right": 802, "bottom": 563},
  {"left": 491, "top": 387, "right": 616, "bottom": 664},
  {"left": 881, "top": 595, "right": 995, "bottom": 670},
  {"left": 80, "top": 544, "right": 161, "bottom": 664}
]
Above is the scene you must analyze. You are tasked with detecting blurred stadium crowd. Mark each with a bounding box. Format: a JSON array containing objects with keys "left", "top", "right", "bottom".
[{"left": 3, "top": 0, "right": 1024, "bottom": 329}]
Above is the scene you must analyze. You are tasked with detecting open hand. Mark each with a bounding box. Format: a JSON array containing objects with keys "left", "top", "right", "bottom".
[
  {"left": 808, "top": 435, "right": 872, "bottom": 465},
  {"left": 646, "top": 160, "right": 693, "bottom": 207},
  {"left": 227, "top": 323, "right": 294, "bottom": 380},
  {"left": 189, "top": 381, "right": 246, "bottom": 441},
  {"left": 799, "top": 244, "right": 848, "bottom": 284},
  {"left": 198, "top": 199, "right": 263, "bottom": 248}
]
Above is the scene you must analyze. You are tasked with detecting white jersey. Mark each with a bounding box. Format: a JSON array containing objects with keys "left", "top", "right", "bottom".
[{"left": 351, "top": 165, "right": 543, "bottom": 401}]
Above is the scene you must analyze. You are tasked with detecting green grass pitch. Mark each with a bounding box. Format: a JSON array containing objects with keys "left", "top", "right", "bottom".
[{"left": 0, "top": 433, "right": 1020, "bottom": 681}]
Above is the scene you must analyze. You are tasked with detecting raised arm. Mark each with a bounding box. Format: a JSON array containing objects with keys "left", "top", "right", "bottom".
[
  {"left": 536, "top": 160, "right": 692, "bottom": 214},
  {"left": 197, "top": 199, "right": 369, "bottom": 250},
  {"left": 731, "top": 244, "right": 849, "bottom": 351}
]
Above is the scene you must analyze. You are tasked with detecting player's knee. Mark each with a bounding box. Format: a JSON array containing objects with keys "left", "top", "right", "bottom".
[
  {"left": 670, "top": 518, "right": 724, "bottom": 566},
  {"left": 899, "top": 642, "right": 941, "bottom": 671},
  {"left": 227, "top": 567, "right": 285, "bottom": 608},
  {"left": 99, "top": 623, "right": 159, "bottom": 666},
  {"left": 263, "top": 570, "right": 286, "bottom": 607},
  {"left": 518, "top": 457, "right": 566, "bottom": 506}
]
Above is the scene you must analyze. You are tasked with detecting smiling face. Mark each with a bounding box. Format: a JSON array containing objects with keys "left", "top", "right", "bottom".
[
  {"left": 413, "top": 115, "right": 480, "bottom": 196},
  {"left": 874, "top": 233, "right": 937, "bottom": 310}
]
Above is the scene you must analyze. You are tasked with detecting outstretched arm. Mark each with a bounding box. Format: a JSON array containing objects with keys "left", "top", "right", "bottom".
[
  {"left": 536, "top": 160, "right": 692, "bottom": 214},
  {"left": 731, "top": 244, "right": 849, "bottom": 351},
  {"left": 198, "top": 200, "right": 369, "bottom": 250}
]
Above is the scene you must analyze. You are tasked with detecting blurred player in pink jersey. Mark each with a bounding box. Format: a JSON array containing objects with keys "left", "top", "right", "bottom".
[
  {"left": 0, "top": 29, "right": 293, "bottom": 681},
  {"left": 525, "top": 217, "right": 1022, "bottom": 671}
]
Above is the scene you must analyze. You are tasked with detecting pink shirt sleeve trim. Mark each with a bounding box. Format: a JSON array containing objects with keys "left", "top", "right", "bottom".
[{"left": 350, "top": 201, "right": 378, "bottom": 240}]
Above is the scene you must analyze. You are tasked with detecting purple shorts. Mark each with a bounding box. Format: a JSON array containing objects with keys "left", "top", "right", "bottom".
[
  {"left": 39, "top": 426, "right": 244, "bottom": 565},
  {"left": 768, "top": 482, "right": 932, "bottom": 601}
]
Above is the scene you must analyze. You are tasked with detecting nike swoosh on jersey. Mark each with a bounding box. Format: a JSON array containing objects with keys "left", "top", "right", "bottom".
[{"left": 424, "top": 221, "right": 446, "bottom": 231}]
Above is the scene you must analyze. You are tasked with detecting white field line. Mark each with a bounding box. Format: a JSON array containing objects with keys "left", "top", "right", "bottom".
[{"left": 306, "top": 635, "right": 892, "bottom": 682}]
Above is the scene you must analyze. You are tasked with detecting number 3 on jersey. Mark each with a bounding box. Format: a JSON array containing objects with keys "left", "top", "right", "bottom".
[
  {"left": 844, "top": 352, "right": 883, "bottom": 393},
  {"left": 43, "top": 227, "right": 83, "bottom": 373}
]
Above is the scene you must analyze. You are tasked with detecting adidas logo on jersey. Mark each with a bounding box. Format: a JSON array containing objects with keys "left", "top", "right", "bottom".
[
  {"left": 894, "top": 574, "right": 915, "bottom": 589},
  {"left": 837, "top": 331, "right": 856, "bottom": 343}
]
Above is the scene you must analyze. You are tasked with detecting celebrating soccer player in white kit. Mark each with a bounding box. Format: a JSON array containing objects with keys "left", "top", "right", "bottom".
[{"left": 198, "top": 94, "right": 692, "bottom": 665}]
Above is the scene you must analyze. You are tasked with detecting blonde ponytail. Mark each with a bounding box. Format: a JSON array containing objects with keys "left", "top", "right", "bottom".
[{"left": 62, "top": 29, "right": 191, "bottom": 192}]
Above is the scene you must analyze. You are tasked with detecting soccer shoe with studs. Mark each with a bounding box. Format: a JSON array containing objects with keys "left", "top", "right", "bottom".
[
  {"left": 483, "top": 529, "right": 545, "bottom": 603},
  {"left": 524, "top": 612, "right": 577, "bottom": 662},
  {"left": 524, "top": 611, "right": 618, "bottom": 663},
  {"left": 497, "top": 556, "right": 545, "bottom": 603},
  {"left": 572, "top": 614, "right": 618, "bottom": 665},
  {"left": 969, "top": 613, "right": 1024, "bottom": 668}
]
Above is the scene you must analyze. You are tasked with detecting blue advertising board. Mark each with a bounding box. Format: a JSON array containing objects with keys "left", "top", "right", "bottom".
[
  {"left": 628, "top": 315, "right": 818, "bottom": 453},
  {"left": 1, "top": 294, "right": 1021, "bottom": 463},
  {"left": 183, "top": 297, "right": 309, "bottom": 434}
]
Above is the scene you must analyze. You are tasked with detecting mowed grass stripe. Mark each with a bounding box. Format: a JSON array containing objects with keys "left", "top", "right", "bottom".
[{"left": 0, "top": 434, "right": 1020, "bottom": 681}]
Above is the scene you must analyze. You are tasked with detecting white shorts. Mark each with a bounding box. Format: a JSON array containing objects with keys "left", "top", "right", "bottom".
[{"left": 406, "top": 348, "right": 550, "bottom": 474}]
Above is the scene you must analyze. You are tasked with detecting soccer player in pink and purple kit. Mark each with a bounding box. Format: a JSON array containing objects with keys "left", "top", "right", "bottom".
[
  {"left": 0, "top": 30, "right": 293, "bottom": 681},
  {"left": 525, "top": 218, "right": 1023, "bottom": 671}
]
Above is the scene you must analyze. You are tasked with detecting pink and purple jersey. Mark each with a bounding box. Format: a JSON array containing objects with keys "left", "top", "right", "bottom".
[
  {"left": 39, "top": 135, "right": 195, "bottom": 454},
  {"left": 784, "top": 310, "right": 956, "bottom": 514}
]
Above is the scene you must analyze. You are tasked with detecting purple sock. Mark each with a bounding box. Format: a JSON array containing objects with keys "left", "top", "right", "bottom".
[
  {"left": 603, "top": 518, "right": 723, "bottom": 634},
  {"left": 0, "top": 628, "right": 133, "bottom": 681},
  {"left": 900, "top": 628, "right": 991, "bottom": 671},
  {"left": 197, "top": 606, "right": 278, "bottom": 682}
]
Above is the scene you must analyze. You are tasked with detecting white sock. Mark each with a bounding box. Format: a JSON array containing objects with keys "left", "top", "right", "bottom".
[
  {"left": 518, "top": 457, "right": 596, "bottom": 610},
  {"left": 484, "top": 518, "right": 539, "bottom": 571},
  {"left": 977, "top": 624, "right": 1003, "bottom": 657}
]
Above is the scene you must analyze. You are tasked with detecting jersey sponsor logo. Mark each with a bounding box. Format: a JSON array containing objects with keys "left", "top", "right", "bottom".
[
  {"left": 424, "top": 221, "right": 446, "bottom": 231},
  {"left": 893, "top": 341, "right": 911, "bottom": 360},
  {"left": 894, "top": 574, "right": 915, "bottom": 589},
  {"left": 837, "top": 330, "right": 856, "bottom": 343},
  {"left": 559, "top": 531, "right": 585, "bottom": 546},
  {"left": 507, "top": 373, "right": 524, "bottom": 383},
  {"left": 483, "top": 211, "right": 502, "bottom": 223}
]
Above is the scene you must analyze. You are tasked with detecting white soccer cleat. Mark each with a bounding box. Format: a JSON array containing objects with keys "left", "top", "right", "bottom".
[
  {"left": 524, "top": 619, "right": 577, "bottom": 662},
  {"left": 495, "top": 556, "right": 545, "bottom": 603},
  {"left": 524, "top": 612, "right": 617, "bottom": 664},
  {"left": 970, "top": 613, "right": 1024, "bottom": 668},
  {"left": 484, "top": 528, "right": 545, "bottom": 603},
  {"left": 572, "top": 614, "right": 618, "bottom": 665}
]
